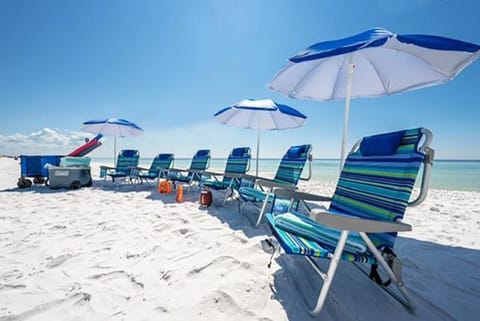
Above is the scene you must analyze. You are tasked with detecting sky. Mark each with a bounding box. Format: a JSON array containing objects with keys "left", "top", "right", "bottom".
[{"left": 0, "top": 0, "right": 479, "bottom": 160}]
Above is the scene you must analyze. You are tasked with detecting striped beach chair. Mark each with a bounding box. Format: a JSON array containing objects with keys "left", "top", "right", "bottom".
[
  {"left": 100, "top": 149, "right": 140, "bottom": 182},
  {"left": 201, "top": 147, "right": 251, "bottom": 204},
  {"left": 168, "top": 149, "right": 211, "bottom": 189},
  {"left": 130, "top": 153, "right": 174, "bottom": 184},
  {"left": 238, "top": 144, "right": 312, "bottom": 227},
  {"left": 265, "top": 128, "right": 434, "bottom": 316}
]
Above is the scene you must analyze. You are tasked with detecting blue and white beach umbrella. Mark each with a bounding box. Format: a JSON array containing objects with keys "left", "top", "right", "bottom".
[
  {"left": 269, "top": 27, "right": 480, "bottom": 169},
  {"left": 214, "top": 99, "right": 307, "bottom": 176},
  {"left": 82, "top": 118, "right": 143, "bottom": 165}
]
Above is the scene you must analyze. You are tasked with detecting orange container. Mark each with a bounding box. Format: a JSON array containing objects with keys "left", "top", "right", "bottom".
[
  {"left": 176, "top": 184, "right": 184, "bottom": 202},
  {"left": 158, "top": 180, "right": 172, "bottom": 194}
]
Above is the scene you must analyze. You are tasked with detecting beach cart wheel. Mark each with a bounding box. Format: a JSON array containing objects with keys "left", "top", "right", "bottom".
[
  {"left": 44, "top": 179, "right": 49, "bottom": 186},
  {"left": 25, "top": 179, "right": 32, "bottom": 188},
  {"left": 70, "top": 180, "right": 81, "bottom": 190},
  {"left": 33, "top": 177, "right": 45, "bottom": 185},
  {"left": 17, "top": 178, "right": 26, "bottom": 189}
]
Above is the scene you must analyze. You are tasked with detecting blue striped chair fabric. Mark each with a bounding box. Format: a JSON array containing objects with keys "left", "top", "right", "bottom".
[
  {"left": 203, "top": 147, "right": 251, "bottom": 190},
  {"left": 137, "top": 153, "right": 174, "bottom": 180},
  {"left": 170, "top": 149, "right": 211, "bottom": 184},
  {"left": 103, "top": 149, "right": 140, "bottom": 180},
  {"left": 268, "top": 128, "right": 426, "bottom": 263},
  {"left": 239, "top": 144, "right": 312, "bottom": 202},
  {"left": 266, "top": 212, "right": 376, "bottom": 264}
]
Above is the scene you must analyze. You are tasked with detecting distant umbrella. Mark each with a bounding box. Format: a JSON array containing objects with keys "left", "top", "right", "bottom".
[
  {"left": 269, "top": 27, "right": 480, "bottom": 170},
  {"left": 82, "top": 118, "right": 143, "bottom": 165},
  {"left": 214, "top": 99, "right": 307, "bottom": 176}
]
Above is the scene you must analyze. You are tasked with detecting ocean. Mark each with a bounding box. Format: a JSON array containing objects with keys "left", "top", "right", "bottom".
[{"left": 92, "top": 158, "right": 480, "bottom": 192}]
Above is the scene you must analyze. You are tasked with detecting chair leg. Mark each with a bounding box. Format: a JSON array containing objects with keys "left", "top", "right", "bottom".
[
  {"left": 358, "top": 232, "right": 416, "bottom": 311},
  {"left": 309, "top": 230, "right": 349, "bottom": 317},
  {"left": 238, "top": 199, "right": 246, "bottom": 213},
  {"left": 222, "top": 188, "right": 231, "bottom": 205},
  {"left": 255, "top": 190, "right": 272, "bottom": 228}
]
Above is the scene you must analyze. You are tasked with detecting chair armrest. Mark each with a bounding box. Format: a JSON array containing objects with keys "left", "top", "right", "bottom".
[
  {"left": 273, "top": 188, "right": 332, "bottom": 202},
  {"left": 223, "top": 173, "right": 243, "bottom": 179},
  {"left": 168, "top": 167, "right": 188, "bottom": 173},
  {"left": 256, "top": 179, "right": 295, "bottom": 190},
  {"left": 100, "top": 165, "right": 116, "bottom": 170},
  {"left": 202, "top": 170, "right": 224, "bottom": 176},
  {"left": 241, "top": 174, "right": 264, "bottom": 181},
  {"left": 310, "top": 209, "right": 412, "bottom": 233}
]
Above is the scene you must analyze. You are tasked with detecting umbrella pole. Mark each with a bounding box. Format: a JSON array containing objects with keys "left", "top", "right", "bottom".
[
  {"left": 256, "top": 126, "right": 261, "bottom": 177},
  {"left": 339, "top": 56, "right": 355, "bottom": 173},
  {"left": 114, "top": 135, "right": 117, "bottom": 167}
]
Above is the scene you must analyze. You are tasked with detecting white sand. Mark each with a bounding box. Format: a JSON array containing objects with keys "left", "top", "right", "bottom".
[{"left": 0, "top": 157, "right": 479, "bottom": 320}]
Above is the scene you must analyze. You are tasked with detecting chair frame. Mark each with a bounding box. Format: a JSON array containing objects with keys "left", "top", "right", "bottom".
[
  {"left": 239, "top": 148, "right": 313, "bottom": 227},
  {"left": 130, "top": 154, "right": 174, "bottom": 185},
  {"left": 269, "top": 128, "right": 434, "bottom": 316},
  {"left": 201, "top": 147, "right": 252, "bottom": 205},
  {"left": 100, "top": 149, "right": 140, "bottom": 183},
  {"left": 164, "top": 150, "right": 211, "bottom": 190}
]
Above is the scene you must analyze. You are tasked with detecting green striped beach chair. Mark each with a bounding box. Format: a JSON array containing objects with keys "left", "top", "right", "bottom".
[
  {"left": 100, "top": 149, "right": 140, "bottom": 182},
  {"left": 201, "top": 147, "right": 251, "bottom": 204},
  {"left": 168, "top": 149, "right": 211, "bottom": 189},
  {"left": 130, "top": 153, "right": 174, "bottom": 184},
  {"left": 238, "top": 144, "right": 312, "bottom": 227},
  {"left": 265, "top": 128, "right": 434, "bottom": 316}
]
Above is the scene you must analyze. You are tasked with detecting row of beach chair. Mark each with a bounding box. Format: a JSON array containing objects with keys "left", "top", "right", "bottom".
[
  {"left": 97, "top": 127, "right": 435, "bottom": 316},
  {"left": 98, "top": 144, "right": 315, "bottom": 211}
]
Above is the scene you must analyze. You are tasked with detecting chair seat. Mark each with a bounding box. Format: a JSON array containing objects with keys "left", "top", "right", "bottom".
[
  {"left": 239, "top": 187, "right": 293, "bottom": 211},
  {"left": 266, "top": 212, "right": 377, "bottom": 264},
  {"left": 239, "top": 186, "right": 272, "bottom": 202},
  {"left": 172, "top": 174, "right": 193, "bottom": 183},
  {"left": 137, "top": 173, "right": 158, "bottom": 180},
  {"left": 107, "top": 170, "right": 128, "bottom": 177},
  {"left": 203, "top": 180, "right": 230, "bottom": 190}
]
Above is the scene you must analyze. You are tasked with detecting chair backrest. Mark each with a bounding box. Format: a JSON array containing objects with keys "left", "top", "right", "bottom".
[
  {"left": 222, "top": 147, "right": 251, "bottom": 184},
  {"left": 329, "top": 128, "right": 430, "bottom": 249},
  {"left": 148, "top": 153, "right": 174, "bottom": 176},
  {"left": 116, "top": 149, "right": 140, "bottom": 174},
  {"left": 188, "top": 149, "right": 211, "bottom": 179},
  {"left": 273, "top": 144, "right": 312, "bottom": 186}
]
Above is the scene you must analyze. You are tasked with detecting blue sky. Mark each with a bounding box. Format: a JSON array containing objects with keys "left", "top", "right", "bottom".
[{"left": 1, "top": 0, "right": 479, "bottom": 160}]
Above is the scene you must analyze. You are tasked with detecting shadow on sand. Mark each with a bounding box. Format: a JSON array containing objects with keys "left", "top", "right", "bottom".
[{"left": 269, "top": 237, "right": 480, "bottom": 321}]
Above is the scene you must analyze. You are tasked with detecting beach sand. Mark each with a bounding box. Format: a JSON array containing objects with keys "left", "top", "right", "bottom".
[{"left": 0, "top": 157, "right": 479, "bottom": 320}]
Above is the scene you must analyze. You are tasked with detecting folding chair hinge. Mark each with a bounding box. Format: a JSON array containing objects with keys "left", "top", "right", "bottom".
[
  {"left": 370, "top": 247, "right": 404, "bottom": 287},
  {"left": 262, "top": 237, "right": 279, "bottom": 269},
  {"left": 424, "top": 147, "right": 435, "bottom": 165}
]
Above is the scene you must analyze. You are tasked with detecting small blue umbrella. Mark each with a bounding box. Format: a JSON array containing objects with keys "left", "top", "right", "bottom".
[
  {"left": 82, "top": 118, "right": 143, "bottom": 165},
  {"left": 214, "top": 99, "right": 307, "bottom": 176},
  {"left": 269, "top": 27, "right": 480, "bottom": 170}
]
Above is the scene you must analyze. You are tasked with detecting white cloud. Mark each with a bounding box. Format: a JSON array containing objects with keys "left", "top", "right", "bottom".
[
  {"left": 0, "top": 128, "right": 93, "bottom": 156},
  {"left": 0, "top": 122, "right": 340, "bottom": 159}
]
